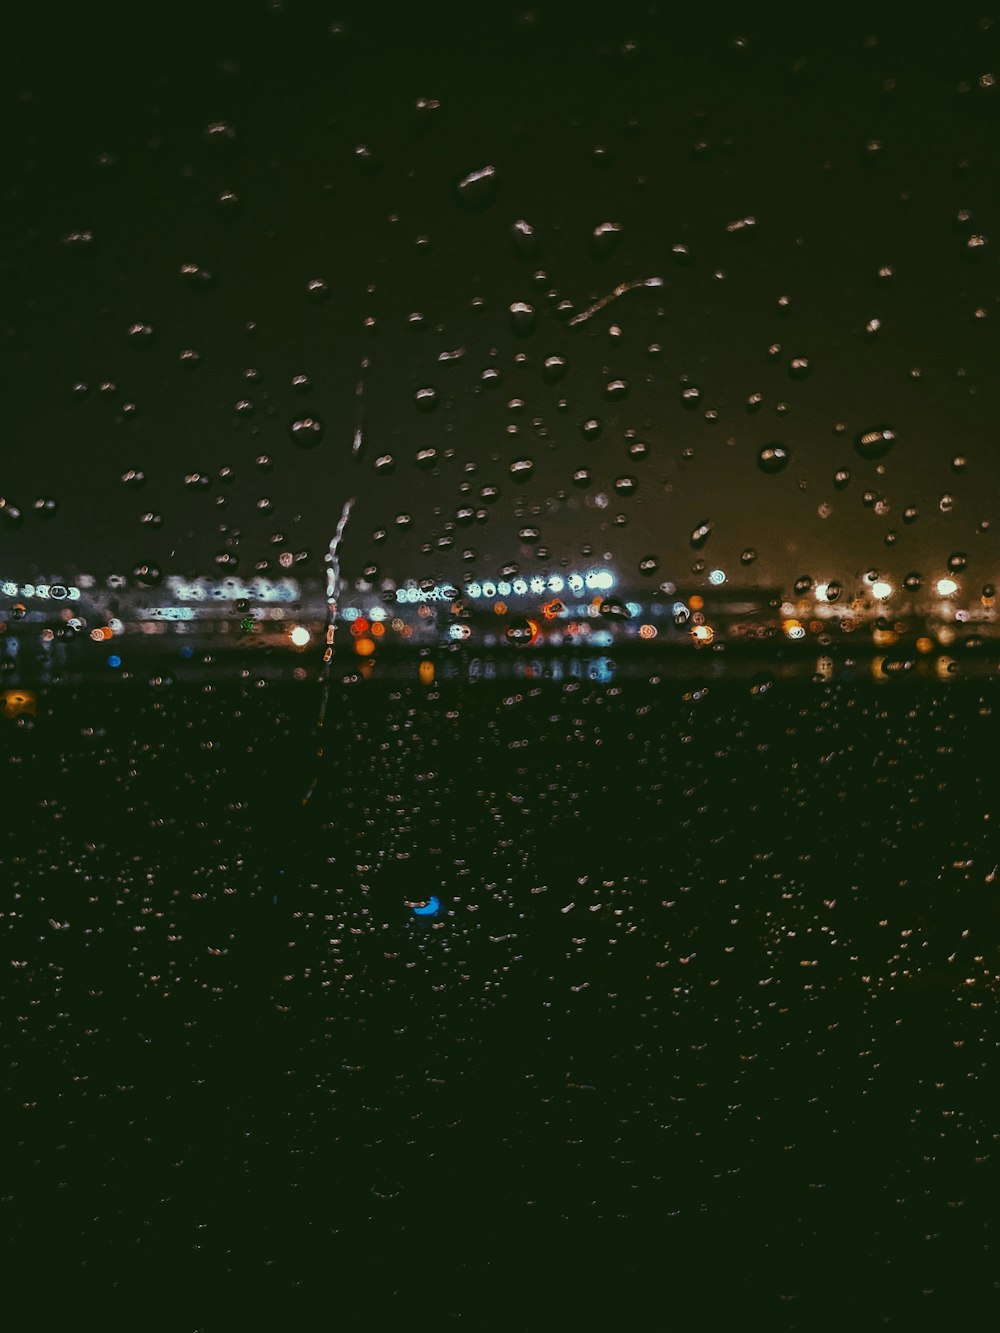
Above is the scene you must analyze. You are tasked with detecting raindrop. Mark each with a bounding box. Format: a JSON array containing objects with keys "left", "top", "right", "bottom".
[
  {"left": 415, "top": 448, "right": 438, "bottom": 469},
  {"left": 590, "top": 222, "right": 623, "bottom": 259},
  {"left": 855, "top": 424, "right": 896, "bottom": 458},
  {"left": 951, "top": 455, "right": 967, "bottom": 473},
  {"left": 290, "top": 417, "right": 324, "bottom": 448},
  {"left": 825, "top": 579, "right": 843, "bottom": 602},
  {"left": 903, "top": 572, "right": 922, "bottom": 592},
  {"left": 140, "top": 513, "right": 163, "bottom": 528},
  {"left": 571, "top": 469, "right": 592, "bottom": 488},
  {"left": 834, "top": 469, "right": 851, "bottom": 489},
  {"left": 415, "top": 386, "right": 439, "bottom": 412},
  {"left": 518, "top": 526, "right": 541, "bottom": 543},
  {"left": 599, "top": 597, "right": 632, "bottom": 620},
  {"left": 509, "top": 302, "right": 537, "bottom": 336},
  {"left": 32, "top": 497, "right": 58, "bottom": 518},
  {"left": 509, "top": 458, "right": 534, "bottom": 483},
  {"left": 681, "top": 384, "right": 702, "bottom": 409},
  {"left": 605, "top": 379, "right": 628, "bottom": 400},
  {"left": 510, "top": 220, "right": 538, "bottom": 259},
  {"left": 740, "top": 548, "right": 757, "bottom": 565},
  {"left": 204, "top": 121, "right": 236, "bottom": 143},
  {"left": 374, "top": 455, "right": 396, "bottom": 475},
  {"left": 794, "top": 575, "right": 813, "bottom": 595},
  {"left": 940, "top": 494, "right": 954, "bottom": 513},
  {"left": 614, "top": 476, "right": 637, "bottom": 496},
  {"left": 757, "top": 444, "right": 789, "bottom": 474},
  {"left": 638, "top": 555, "right": 659, "bottom": 576},
  {"left": 628, "top": 439, "right": 649, "bottom": 460},
  {"left": 291, "top": 373, "right": 312, "bottom": 394},
  {"left": 121, "top": 469, "right": 145, "bottom": 488},
  {"left": 581, "top": 418, "right": 602, "bottom": 440},
  {"left": 306, "top": 278, "right": 330, "bottom": 304},
  {"left": 690, "top": 520, "right": 713, "bottom": 549},
  {"left": 133, "top": 562, "right": 161, "bottom": 587},
  {"left": 127, "top": 322, "right": 155, "bottom": 347},
  {"left": 179, "top": 348, "right": 201, "bottom": 369},
  {"left": 180, "top": 262, "right": 214, "bottom": 289},
  {"left": 455, "top": 164, "right": 498, "bottom": 211},
  {"left": 543, "top": 356, "right": 567, "bottom": 383},
  {"left": 788, "top": 357, "right": 811, "bottom": 379},
  {"left": 948, "top": 552, "right": 969, "bottom": 572},
  {"left": 255, "top": 455, "right": 273, "bottom": 471}
]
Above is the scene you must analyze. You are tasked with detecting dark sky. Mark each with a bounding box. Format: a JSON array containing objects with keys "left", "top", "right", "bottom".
[{"left": 2, "top": 1, "right": 998, "bottom": 593}]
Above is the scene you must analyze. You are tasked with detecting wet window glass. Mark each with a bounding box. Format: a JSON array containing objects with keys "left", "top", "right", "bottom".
[{"left": 3, "top": 1, "right": 999, "bottom": 1322}]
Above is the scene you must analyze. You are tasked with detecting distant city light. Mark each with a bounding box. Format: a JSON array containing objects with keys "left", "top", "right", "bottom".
[
  {"left": 708, "top": 569, "right": 727, "bottom": 586},
  {"left": 936, "top": 578, "right": 959, "bottom": 597},
  {"left": 871, "top": 581, "right": 893, "bottom": 600},
  {"left": 289, "top": 625, "right": 311, "bottom": 646}
]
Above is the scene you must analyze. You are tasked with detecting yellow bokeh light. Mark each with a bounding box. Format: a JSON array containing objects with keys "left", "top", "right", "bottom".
[{"left": 354, "top": 636, "right": 375, "bottom": 656}]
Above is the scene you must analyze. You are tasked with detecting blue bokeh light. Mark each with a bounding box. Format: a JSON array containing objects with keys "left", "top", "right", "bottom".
[
  {"left": 107, "top": 655, "right": 122, "bottom": 668},
  {"left": 412, "top": 896, "right": 441, "bottom": 917}
]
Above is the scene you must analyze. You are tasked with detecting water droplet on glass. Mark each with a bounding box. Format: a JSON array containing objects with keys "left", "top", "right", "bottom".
[
  {"left": 740, "top": 548, "right": 757, "bottom": 565},
  {"left": 133, "top": 562, "right": 161, "bottom": 587},
  {"left": 590, "top": 222, "right": 623, "bottom": 259},
  {"left": 638, "top": 555, "right": 659, "bottom": 576},
  {"left": 690, "top": 520, "right": 713, "bottom": 549},
  {"left": 948, "top": 552, "right": 969, "bottom": 572},
  {"left": 757, "top": 444, "right": 789, "bottom": 474},
  {"left": 788, "top": 357, "right": 811, "bottom": 379},
  {"left": 614, "top": 476, "right": 637, "bottom": 496},
  {"left": 307, "top": 278, "right": 330, "bottom": 304},
  {"left": 681, "top": 384, "right": 702, "bottom": 409},
  {"left": 951, "top": 455, "right": 967, "bottom": 473},
  {"left": 510, "top": 219, "right": 538, "bottom": 259},
  {"left": 940, "top": 494, "right": 954, "bottom": 513},
  {"left": 179, "top": 348, "right": 202, "bottom": 369},
  {"left": 834, "top": 469, "right": 851, "bottom": 489},
  {"left": 290, "top": 417, "right": 324, "bottom": 448},
  {"left": 509, "top": 458, "right": 534, "bottom": 483},
  {"left": 855, "top": 424, "right": 895, "bottom": 458},
  {"left": 509, "top": 302, "right": 537, "bottom": 336},
  {"left": 581, "top": 418, "right": 602, "bottom": 440},
  {"left": 32, "top": 497, "right": 58, "bottom": 518},
  {"left": 605, "top": 379, "right": 628, "bottom": 401},
  {"left": 415, "top": 386, "right": 439, "bottom": 412},
  {"left": 903, "top": 571, "right": 922, "bottom": 592},
  {"left": 455, "top": 165, "right": 497, "bottom": 211},
  {"left": 128, "top": 322, "right": 155, "bottom": 347},
  {"left": 571, "top": 469, "right": 592, "bottom": 488},
  {"left": 543, "top": 356, "right": 567, "bottom": 383},
  {"left": 204, "top": 121, "right": 236, "bottom": 144}
]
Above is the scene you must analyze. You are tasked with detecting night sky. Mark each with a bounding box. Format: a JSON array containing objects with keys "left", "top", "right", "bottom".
[{"left": 3, "top": 1, "right": 998, "bottom": 592}]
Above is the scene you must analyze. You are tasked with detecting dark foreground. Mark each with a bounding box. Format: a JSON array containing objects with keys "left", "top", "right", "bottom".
[{"left": 3, "top": 676, "right": 999, "bottom": 1325}]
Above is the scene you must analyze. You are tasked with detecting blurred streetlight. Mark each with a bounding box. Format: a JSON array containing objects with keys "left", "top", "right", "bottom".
[
  {"left": 871, "top": 580, "right": 893, "bottom": 600},
  {"left": 289, "top": 625, "right": 311, "bottom": 646},
  {"left": 936, "top": 578, "right": 959, "bottom": 597}
]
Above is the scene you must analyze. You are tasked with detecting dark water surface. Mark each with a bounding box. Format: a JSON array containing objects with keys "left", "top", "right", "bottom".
[{"left": 3, "top": 678, "right": 998, "bottom": 1325}]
